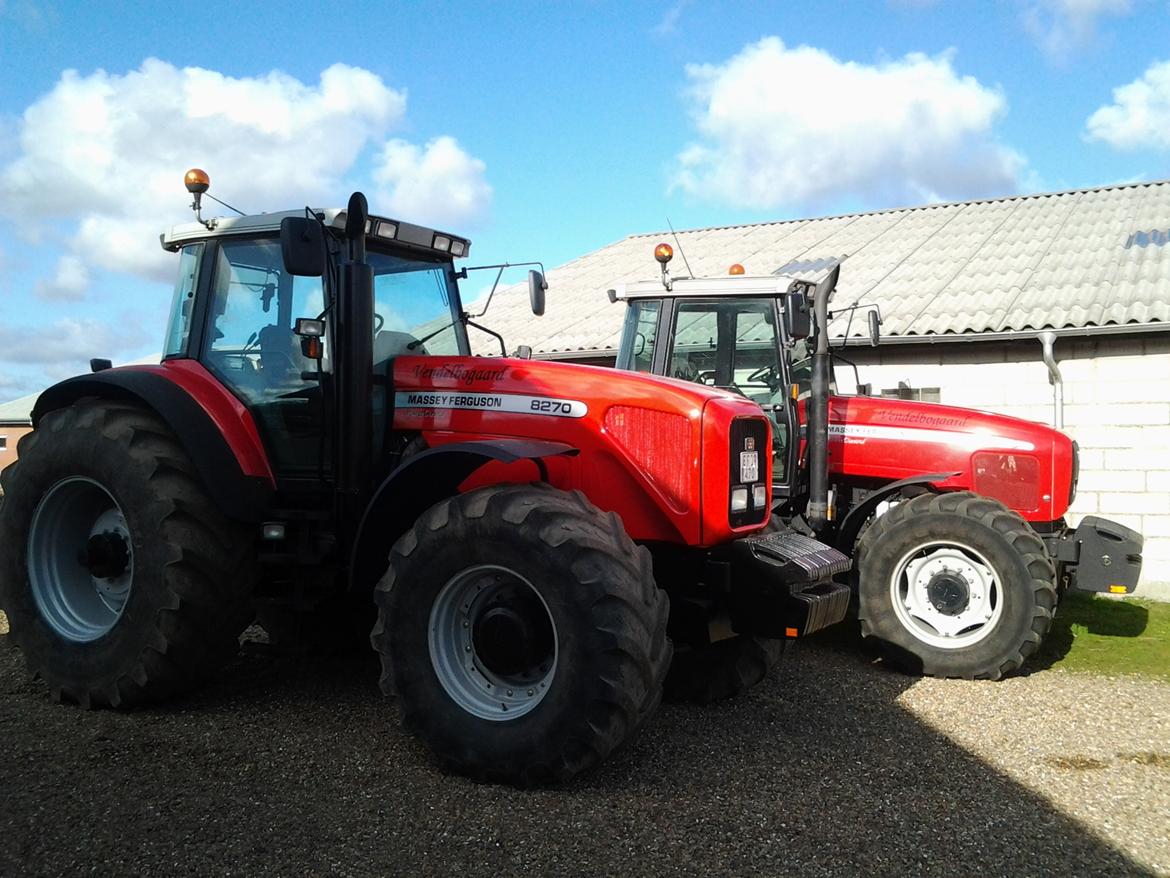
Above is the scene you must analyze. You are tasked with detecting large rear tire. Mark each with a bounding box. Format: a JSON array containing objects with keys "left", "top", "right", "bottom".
[
  {"left": 856, "top": 491, "right": 1056, "bottom": 680},
  {"left": 371, "top": 483, "right": 671, "bottom": 786},
  {"left": 0, "top": 400, "right": 256, "bottom": 707}
]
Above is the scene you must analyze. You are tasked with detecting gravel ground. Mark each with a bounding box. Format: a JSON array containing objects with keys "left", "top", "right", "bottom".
[{"left": 1, "top": 626, "right": 1167, "bottom": 878}]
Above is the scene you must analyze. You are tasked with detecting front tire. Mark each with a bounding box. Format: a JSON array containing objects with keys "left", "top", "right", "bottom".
[
  {"left": 0, "top": 400, "right": 256, "bottom": 707},
  {"left": 856, "top": 491, "right": 1056, "bottom": 680},
  {"left": 371, "top": 483, "right": 671, "bottom": 786}
]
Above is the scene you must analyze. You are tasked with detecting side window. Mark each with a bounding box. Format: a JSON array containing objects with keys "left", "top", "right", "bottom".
[
  {"left": 617, "top": 300, "right": 660, "bottom": 373},
  {"left": 206, "top": 239, "right": 325, "bottom": 402},
  {"left": 731, "top": 306, "right": 783, "bottom": 405},
  {"left": 163, "top": 244, "right": 203, "bottom": 357},
  {"left": 671, "top": 305, "right": 719, "bottom": 383}
]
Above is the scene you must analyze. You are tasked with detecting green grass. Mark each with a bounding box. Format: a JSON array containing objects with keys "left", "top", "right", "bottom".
[{"left": 1033, "top": 592, "right": 1170, "bottom": 680}]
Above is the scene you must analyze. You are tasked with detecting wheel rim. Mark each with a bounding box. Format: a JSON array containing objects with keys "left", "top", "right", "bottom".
[
  {"left": 28, "top": 477, "right": 134, "bottom": 643},
  {"left": 889, "top": 540, "right": 1004, "bottom": 649},
  {"left": 428, "top": 564, "right": 557, "bottom": 721}
]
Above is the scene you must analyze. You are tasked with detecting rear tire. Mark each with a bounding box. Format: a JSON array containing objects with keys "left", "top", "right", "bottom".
[
  {"left": 371, "top": 483, "right": 671, "bottom": 786},
  {"left": 856, "top": 491, "right": 1056, "bottom": 680},
  {"left": 664, "top": 635, "right": 782, "bottom": 704},
  {"left": 0, "top": 400, "right": 256, "bottom": 707}
]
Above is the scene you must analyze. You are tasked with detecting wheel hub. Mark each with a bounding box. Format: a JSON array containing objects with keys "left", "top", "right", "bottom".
[
  {"left": 428, "top": 565, "right": 558, "bottom": 721},
  {"left": 28, "top": 477, "right": 134, "bottom": 643},
  {"left": 473, "top": 597, "right": 554, "bottom": 677},
  {"left": 81, "top": 531, "right": 131, "bottom": 580},
  {"left": 890, "top": 542, "right": 1003, "bottom": 649},
  {"left": 926, "top": 571, "right": 970, "bottom": 616}
]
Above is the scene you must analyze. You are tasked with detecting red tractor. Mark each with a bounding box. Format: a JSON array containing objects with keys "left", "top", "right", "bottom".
[
  {"left": 612, "top": 247, "right": 1144, "bottom": 680},
  {"left": 0, "top": 172, "right": 850, "bottom": 785}
]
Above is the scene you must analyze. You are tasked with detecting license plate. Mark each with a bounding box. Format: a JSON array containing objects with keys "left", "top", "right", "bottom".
[{"left": 740, "top": 450, "right": 759, "bottom": 483}]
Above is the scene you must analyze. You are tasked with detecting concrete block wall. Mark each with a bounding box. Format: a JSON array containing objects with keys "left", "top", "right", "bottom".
[{"left": 849, "top": 334, "right": 1170, "bottom": 593}]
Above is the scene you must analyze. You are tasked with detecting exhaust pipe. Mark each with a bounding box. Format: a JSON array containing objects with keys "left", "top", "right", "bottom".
[
  {"left": 1038, "top": 331, "right": 1064, "bottom": 430},
  {"left": 806, "top": 264, "right": 839, "bottom": 531}
]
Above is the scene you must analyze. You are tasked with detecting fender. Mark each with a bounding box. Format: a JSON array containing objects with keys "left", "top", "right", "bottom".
[
  {"left": 835, "top": 472, "right": 958, "bottom": 554},
  {"left": 350, "top": 439, "right": 579, "bottom": 593},
  {"left": 31, "top": 368, "right": 275, "bottom": 522}
]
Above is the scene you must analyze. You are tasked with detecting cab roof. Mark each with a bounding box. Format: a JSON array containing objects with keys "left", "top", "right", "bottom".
[
  {"left": 612, "top": 276, "right": 801, "bottom": 301},
  {"left": 160, "top": 209, "right": 471, "bottom": 259}
]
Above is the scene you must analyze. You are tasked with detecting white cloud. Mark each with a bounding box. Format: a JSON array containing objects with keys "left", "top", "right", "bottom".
[
  {"left": 35, "top": 253, "right": 89, "bottom": 300},
  {"left": 373, "top": 135, "right": 492, "bottom": 229},
  {"left": 671, "top": 38, "right": 1024, "bottom": 212},
  {"left": 1085, "top": 58, "right": 1170, "bottom": 150},
  {"left": 0, "top": 318, "right": 149, "bottom": 367},
  {"left": 1021, "top": 0, "right": 1132, "bottom": 61},
  {"left": 0, "top": 59, "right": 491, "bottom": 291}
]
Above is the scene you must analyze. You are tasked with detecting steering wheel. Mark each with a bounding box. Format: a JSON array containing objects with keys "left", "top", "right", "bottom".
[
  {"left": 747, "top": 363, "right": 781, "bottom": 389},
  {"left": 373, "top": 312, "right": 385, "bottom": 333}
]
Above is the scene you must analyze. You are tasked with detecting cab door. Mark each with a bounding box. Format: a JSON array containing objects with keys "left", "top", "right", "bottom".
[{"left": 662, "top": 297, "right": 797, "bottom": 496}]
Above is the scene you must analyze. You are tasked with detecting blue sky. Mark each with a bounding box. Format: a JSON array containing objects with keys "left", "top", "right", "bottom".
[{"left": 1, "top": 0, "right": 1169, "bottom": 401}]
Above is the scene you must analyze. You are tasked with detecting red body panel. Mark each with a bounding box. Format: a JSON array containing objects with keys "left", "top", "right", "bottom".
[
  {"left": 391, "top": 357, "right": 771, "bottom": 546},
  {"left": 799, "top": 396, "right": 1074, "bottom": 522},
  {"left": 149, "top": 360, "right": 276, "bottom": 483}
]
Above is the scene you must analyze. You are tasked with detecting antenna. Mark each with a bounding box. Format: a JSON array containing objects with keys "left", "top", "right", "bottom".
[{"left": 666, "top": 217, "right": 694, "bottom": 279}]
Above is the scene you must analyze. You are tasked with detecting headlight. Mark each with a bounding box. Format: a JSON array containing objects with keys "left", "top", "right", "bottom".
[
  {"left": 731, "top": 487, "right": 749, "bottom": 512},
  {"left": 753, "top": 484, "right": 768, "bottom": 509}
]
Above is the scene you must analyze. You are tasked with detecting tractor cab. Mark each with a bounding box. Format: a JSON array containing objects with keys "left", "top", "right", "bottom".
[
  {"left": 160, "top": 172, "right": 545, "bottom": 499},
  {"left": 614, "top": 254, "right": 860, "bottom": 499}
]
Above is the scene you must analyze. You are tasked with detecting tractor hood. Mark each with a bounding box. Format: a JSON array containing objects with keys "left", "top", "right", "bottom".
[
  {"left": 391, "top": 356, "right": 772, "bottom": 545},
  {"left": 819, "top": 395, "right": 1076, "bottom": 521}
]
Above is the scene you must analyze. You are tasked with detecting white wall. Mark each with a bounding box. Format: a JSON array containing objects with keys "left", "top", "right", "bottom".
[{"left": 847, "top": 334, "right": 1170, "bottom": 594}]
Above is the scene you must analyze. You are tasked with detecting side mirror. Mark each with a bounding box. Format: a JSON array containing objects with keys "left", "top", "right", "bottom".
[
  {"left": 868, "top": 309, "right": 881, "bottom": 347},
  {"left": 782, "top": 291, "right": 811, "bottom": 339},
  {"left": 528, "top": 270, "right": 547, "bottom": 316},
  {"left": 280, "top": 217, "right": 325, "bottom": 277}
]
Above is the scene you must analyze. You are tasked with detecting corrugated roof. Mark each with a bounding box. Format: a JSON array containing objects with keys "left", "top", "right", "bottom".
[
  {"left": 476, "top": 180, "right": 1170, "bottom": 356},
  {"left": 0, "top": 392, "right": 36, "bottom": 424}
]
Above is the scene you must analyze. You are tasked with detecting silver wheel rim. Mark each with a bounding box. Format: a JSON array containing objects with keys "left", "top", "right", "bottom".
[
  {"left": 28, "top": 477, "right": 134, "bottom": 643},
  {"left": 889, "top": 540, "right": 1004, "bottom": 649},
  {"left": 428, "top": 564, "right": 557, "bottom": 721}
]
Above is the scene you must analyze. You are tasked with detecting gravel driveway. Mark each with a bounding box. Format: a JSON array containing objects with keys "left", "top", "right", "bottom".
[{"left": 1, "top": 628, "right": 1167, "bottom": 877}]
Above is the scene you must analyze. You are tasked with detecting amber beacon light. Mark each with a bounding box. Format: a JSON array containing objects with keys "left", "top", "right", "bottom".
[
  {"left": 654, "top": 243, "right": 674, "bottom": 264},
  {"left": 184, "top": 168, "right": 210, "bottom": 194}
]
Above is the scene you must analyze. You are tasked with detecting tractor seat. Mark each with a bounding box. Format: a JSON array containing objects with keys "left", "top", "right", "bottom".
[{"left": 257, "top": 324, "right": 308, "bottom": 387}]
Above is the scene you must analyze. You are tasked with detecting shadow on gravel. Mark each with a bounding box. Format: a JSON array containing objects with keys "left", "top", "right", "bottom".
[{"left": 0, "top": 631, "right": 1154, "bottom": 877}]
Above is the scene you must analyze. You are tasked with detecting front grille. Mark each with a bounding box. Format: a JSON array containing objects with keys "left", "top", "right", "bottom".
[{"left": 728, "top": 417, "right": 770, "bottom": 528}]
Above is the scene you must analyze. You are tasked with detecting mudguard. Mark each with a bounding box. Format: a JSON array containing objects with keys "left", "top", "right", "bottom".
[
  {"left": 835, "top": 472, "right": 957, "bottom": 553},
  {"left": 31, "top": 369, "right": 274, "bottom": 522},
  {"left": 349, "top": 438, "right": 579, "bottom": 593}
]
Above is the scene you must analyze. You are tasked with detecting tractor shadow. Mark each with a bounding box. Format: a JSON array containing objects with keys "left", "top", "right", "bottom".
[
  {"left": 1028, "top": 591, "right": 1150, "bottom": 672},
  {"left": 0, "top": 626, "right": 1156, "bottom": 877}
]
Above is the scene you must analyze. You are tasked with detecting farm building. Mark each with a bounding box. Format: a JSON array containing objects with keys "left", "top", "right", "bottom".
[
  {"left": 0, "top": 394, "right": 33, "bottom": 479},
  {"left": 480, "top": 180, "right": 1170, "bottom": 593}
]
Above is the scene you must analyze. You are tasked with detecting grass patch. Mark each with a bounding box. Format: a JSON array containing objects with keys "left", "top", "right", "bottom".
[{"left": 1033, "top": 592, "right": 1170, "bottom": 680}]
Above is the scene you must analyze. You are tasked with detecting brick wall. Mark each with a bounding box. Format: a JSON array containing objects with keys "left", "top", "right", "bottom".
[
  {"left": 849, "top": 333, "right": 1170, "bottom": 591},
  {"left": 0, "top": 424, "right": 32, "bottom": 485}
]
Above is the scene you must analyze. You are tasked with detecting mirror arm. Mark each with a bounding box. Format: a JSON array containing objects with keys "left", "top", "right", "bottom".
[{"left": 464, "top": 317, "right": 507, "bottom": 358}]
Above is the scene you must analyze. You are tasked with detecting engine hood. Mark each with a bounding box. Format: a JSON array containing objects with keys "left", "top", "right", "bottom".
[{"left": 818, "top": 395, "right": 1075, "bottom": 521}]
